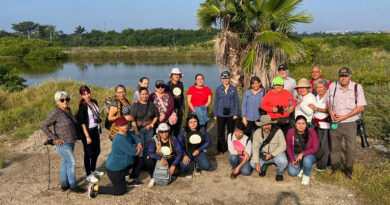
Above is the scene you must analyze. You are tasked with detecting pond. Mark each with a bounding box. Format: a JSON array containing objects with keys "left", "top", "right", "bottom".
[{"left": 10, "top": 60, "right": 223, "bottom": 89}]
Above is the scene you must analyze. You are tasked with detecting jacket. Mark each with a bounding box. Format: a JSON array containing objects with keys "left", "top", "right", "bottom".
[
  {"left": 213, "top": 84, "right": 239, "bottom": 117},
  {"left": 252, "top": 127, "right": 286, "bottom": 163},
  {"left": 285, "top": 128, "right": 319, "bottom": 162}
]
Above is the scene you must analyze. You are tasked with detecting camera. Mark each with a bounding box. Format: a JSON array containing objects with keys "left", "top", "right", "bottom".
[
  {"left": 260, "top": 152, "right": 273, "bottom": 160},
  {"left": 43, "top": 139, "right": 54, "bottom": 146},
  {"left": 277, "top": 105, "right": 284, "bottom": 115},
  {"left": 258, "top": 108, "right": 267, "bottom": 116},
  {"left": 223, "top": 107, "right": 231, "bottom": 115},
  {"left": 94, "top": 118, "right": 102, "bottom": 123}
]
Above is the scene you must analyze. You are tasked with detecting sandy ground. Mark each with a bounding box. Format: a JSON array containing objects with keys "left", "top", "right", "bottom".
[{"left": 0, "top": 123, "right": 364, "bottom": 205}]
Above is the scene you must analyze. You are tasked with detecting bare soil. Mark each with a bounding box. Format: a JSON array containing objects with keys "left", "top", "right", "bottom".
[{"left": 0, "top": 124, "right": 370, "bottom": 205}]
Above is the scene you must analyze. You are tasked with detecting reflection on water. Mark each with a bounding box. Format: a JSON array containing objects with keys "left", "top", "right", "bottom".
[{"left": 10, "top": 60, "right": 222, "bottom": 89}]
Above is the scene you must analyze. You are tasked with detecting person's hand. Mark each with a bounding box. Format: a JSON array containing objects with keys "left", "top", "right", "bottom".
[
  {"left": 264, "top": 153, "right": 272, "bottom": 160},
  {"left": 54, "top": 139, "right": 64, "bottom": 146},
  {"left": 334, "top": 114, "right": 346, "bottom": 122},
  {"left": 272, "top": 107, "right": 278, "bottom": 113},
  {"left": 160, "top": 157, "right": 168, "bottom": 166},
  {"left": 242, "top": 117, "right": 248, "bottom": 126},
  {"left": 286, "top": 107, "right": 294, "bottom": 114},
  {"left": 292, "top": 161, "right": 298, "bottom": 168},
  {"left": 145, "top": 124, "right": 151, "bottom": 130},
  {"left": 182, "top": 155, "right": 190, "bottom": 165},
  {"left": 233, "top": 167, "right": 240, "bottom": 175},
  {"left": 233, "top": 116, "right": 238, "bottom": 120},
  {"left": 135, "top": 130, "right": 140, "bottom": 137},
  {"left": 297, "top": 98, "right": 302, "bottom": 104},
  {"left": 86, "top": 136, "right": 92, "bottom": 144},
  {"left": 295, "top": 153, "right": 303, "bottom": 163},
  {"left": 255, "top": 163, "right": 261, "bottom": 172},
  {"left": 192, "top": 150, "right": 200, "bottom": 157},
  {"left": 308, "top": 104, "right": 316, "bottom": 111},
  {"left": 169, "top": 165, "right": 176, "bottom": 175},
  {"left": 329, "top": 110, "right": 336, "bottom": 121},
  {"left": 214, "top": 117, "right": 217, "bottom": 121},
  {"left": 136, "top": 143, "right": 142, "bottom": 156},
  {"left": 159, "top": 115, "right": 165, "bottom": 122},
  {"left": 124, "top": 115, "right": 132, "bottom": 121}
]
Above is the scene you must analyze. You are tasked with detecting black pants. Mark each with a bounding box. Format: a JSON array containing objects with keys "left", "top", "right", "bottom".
[
  {"left": 316, "top": 128, "right": 330, "bottom": 169},
  {"left": 170, "top": 108, "right": 183, "bottom": 137},
  {"left": 273, "top": 117, "right": 291, "bottom": 137},
  {"left": 146, "top": 158, "right": 181, "bottom": 178},
  {"left": 82, "top": 127, "right": 101, "bottom": 176},
  {"left": 217, "top": 116, "right": 234, "bottom": 153},
  {"left": 129, "top": 156, "right": 142, "bottom": 179},
  {"left": 99, "top": 166, "right": 130, "bottom": 196},
  {"left": 244, "top": 120, "right": 258, "bottom": 141}
]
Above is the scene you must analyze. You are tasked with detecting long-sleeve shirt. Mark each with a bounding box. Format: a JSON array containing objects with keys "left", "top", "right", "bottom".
[
  {"left": 241, "top": 89, "right": 267, "bottom": 121},
  {"left": 261, "top": 89, "right": 296, "bottom": 119},
  {"left": 285, "top": 128, "right": 318, "bottom": 163},
  {"left": 283, "top": 77, "right": 298, "bottom": 99},
  {"left": 105, "top": 131, "right": 142, "bottom": 171},
  {"left": 295, "top": 93, "right": 316, "bottom": 122},
  {"left": 227, "top": 133, "right": 252, "bottom": 156},
  {"left": 148, "top": 135, "right": 183, "bottom": 166},
  {"left": 177, "top": 128, "right": 210, "bottom": 155},
  {"left": 41, "top": 106, "right": 78, "bottom": 143},
  {"left": 213, "top": 84, "right": 239, "bottom": 117},
  {"left": 252, "top": 128, "right": 286, "bottom": 163},
  {"left": 148, "top": 92, "right": 174, "bottom": 123}
]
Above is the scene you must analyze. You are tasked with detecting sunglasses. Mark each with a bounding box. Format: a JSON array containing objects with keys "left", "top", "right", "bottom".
[
  {"left": 60, "top": 98, "right": 70, "bottom": 103},
  {"left": 159, "top": 130, "right": 169, "bottom": 133},
  {"left": 156, "top": 85, "right": 165, "bottom": 89}
]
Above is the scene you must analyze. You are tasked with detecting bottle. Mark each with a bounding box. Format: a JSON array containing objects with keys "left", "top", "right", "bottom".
[{"left": 286, "top": 98, "right": 292, "bottom": 112}]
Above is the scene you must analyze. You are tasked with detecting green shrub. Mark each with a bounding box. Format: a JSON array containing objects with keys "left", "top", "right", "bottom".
[
  {"left": 24, "top": 47, "right": 67, "bottom": 60},
  {"left": 0, "top": 66, "right": 27, "bottom": 92}
]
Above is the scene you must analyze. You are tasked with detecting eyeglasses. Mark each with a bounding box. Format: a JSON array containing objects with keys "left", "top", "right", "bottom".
[
  {"left": 159, "top": 130, "right": 169, "bottom": 133},
  {"left": 60, "top": 98, "right": 70, "bottom": 103}
]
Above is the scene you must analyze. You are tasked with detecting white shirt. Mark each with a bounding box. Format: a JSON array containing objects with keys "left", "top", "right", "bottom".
[
  {"left": 88, "top": 102, "right": 100, "bottom": 129},
  {"left": 295, "top": 92, "right": 316, "bottom": 122},
  {"left": 314, "top": 95, "right": 330, "bottom": 129}
]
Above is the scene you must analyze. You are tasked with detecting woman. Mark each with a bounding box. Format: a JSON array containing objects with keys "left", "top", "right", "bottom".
[
  {"left": 88, "top": 117, "right": 142, "bottom": 198},
  {"left": 77, "top": 85, "right": 104, "bottom": 183},
  {"left": 286, "top": 115, "right": 318, "bottom": 185},
  {"left": 187, "top": 74, "right": 212, "bottom": 130},
  {"left": 133, "top": 77, "right": 149, "bottom": 103},
  {"left": 178, "top": 114, "right": 211, "bottom": 177},
  {"left": 166, "top": 68, "right": 185, "bottom": 137},
  {"left": 309, "top": 79, "right": 330, "bottom": 171},
  {"left": 148, "top": 80, "right": 174, "bottom": 124},
  {"left": 146, "top": 123, "right": 183, "bottom": 188},
  {"left": 294, "top": 78, "right": 316, "bottom": 126},
  {"left": 41, "top": 91, "right": 85, "bottom": 193},
  {"left": 130, "top": 87, "right": 159, "bottom": 184},
  {"left": 241, "top": 76, "right": 267, "bottom": 139},
  {"left": 108, "top": 84, "right": 132, "bottom": 140}
]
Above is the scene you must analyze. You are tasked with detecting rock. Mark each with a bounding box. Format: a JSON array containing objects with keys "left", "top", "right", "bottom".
[
  {"left": 347, "top": 194, "right": 353, "bottom": 198},
  {"left": 375, "top": 145, "right": 389, "bottom": 153}
]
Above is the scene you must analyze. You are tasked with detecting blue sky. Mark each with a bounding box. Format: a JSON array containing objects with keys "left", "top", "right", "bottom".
[{"left": 1, "top": 0, "right": 389, "bottom": 33}]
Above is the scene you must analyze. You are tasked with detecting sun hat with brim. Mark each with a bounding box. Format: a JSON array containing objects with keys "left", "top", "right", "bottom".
[
  {"left": 170, "top": 67, "right": 184, "bottom": 77},
  {"left": 255, "top": 115, "right": 277, "bottom": 127},
  {"left": 115, "top": 116, "right": 129, "bottom": 127},
  {"left": 294, "top": 78, "right": 311, "bottom": 89},
  {"left": 273, "top": 76, "right": 284, "bottom": 86},
  {"left": 156, "top": 123, "right": 170, "bottom": 133}
]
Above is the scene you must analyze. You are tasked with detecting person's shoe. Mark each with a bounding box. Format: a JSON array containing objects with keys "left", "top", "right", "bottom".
[
  {"left": 343, "top": 169, "right": 353, "bottom": 179},
  {"left": 298, "top": 169, "right": 304, "bottom": 178},
  {"left": 86, "top": 174, "right": 99, "bottom": 183},
  {"left": 88, "top": 184, "right": 97, "bottom": 198},
  {"left": 301, "top": 175, "right": 310, "bottom": 185},
  {"left": 92, "top": 170, "right": 104, "bottom": 176},
  {"left": 185, "top": 170, "right": 193, "bottom": 179},
  {"left": 230, "top": 172, "right": 238, "bottom": 180},
  {"left": 315, "top": 167, "right": 326, "bottom": 172},
  {"left": 126, "top": 178, "right": 143, "bottom": 187},
  {"left": 70, "top": 186, "right": 86, "bottom": 194},
  {"left": 61, "top": 184, "right": 70, "bottom": 192},
  {"left": 259, "top": 170, "right": 267, "bottom": 177},
  {"left": 276, "top": 175, "right": 284, "bottom": 181},
  {"left": 147, "top": 179, "right": 155, "bottom": 188},
  {"left": 194, "top": 168, "right": 201, "bottom": 176}
]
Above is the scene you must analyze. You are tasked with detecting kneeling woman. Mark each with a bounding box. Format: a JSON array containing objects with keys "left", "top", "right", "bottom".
[
  {"left": 286, "top": 115, "right": 318, "bottom": 185},
  {"left": 146, "top": 123, "right": 183, "bottom": 188},
  {"left": 88, "top": 117, "right": 142, "bottom": 198},
  {"left": 178, "top": 114, "right": 211, "bottom": 177}
]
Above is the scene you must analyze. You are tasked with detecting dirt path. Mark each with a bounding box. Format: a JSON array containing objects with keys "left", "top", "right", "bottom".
[{"left": 0, "top": 124, "right": 361, "bottom": 205}]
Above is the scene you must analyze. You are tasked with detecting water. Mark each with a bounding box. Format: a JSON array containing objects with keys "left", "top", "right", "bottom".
[{"left": 12, "top": 60, "right": 223, "bottom": 89}]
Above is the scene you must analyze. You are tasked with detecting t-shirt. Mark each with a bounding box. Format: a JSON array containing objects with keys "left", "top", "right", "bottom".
[
  {"left": 294, "top": 133, "right": 306, "bottom": 154},
  {"left": 167, "top": 81, "right": 184, "bottom": 109},
  {"left": 130, "top": 102, "right": 159, "bottom": 127},
  {"left": 187, "top": 86, "right": 212, "bottom": 109},
  {"left": 111, "top": 100, "right": 131, "bottom": 116},
  {"left": 160, "top": 140, "right": 174, "bottom": 162}
]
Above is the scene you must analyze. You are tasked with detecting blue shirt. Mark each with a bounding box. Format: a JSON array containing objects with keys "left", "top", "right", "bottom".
[
  {"left": 241, "top": 89, "right": 267, "bottom": 121},
  {"left": 213, "top": 84, "right": 239, "bottom": 117}
]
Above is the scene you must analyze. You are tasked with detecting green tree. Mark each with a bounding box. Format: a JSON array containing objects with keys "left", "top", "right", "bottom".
[
  {"left": 74, "top": 25, "right": 86, "bottom": 46},
  {"left": 197, "top": 0, "right": 313, "bottom": 88},
  {"left": 11, "top": 21, "right": 39, "bottom": 39},
  {"left": 0, "top": 66, "right": 26, "bottom": 92},
  {"left": 38, "top": 25, "right": 56, "bottom": 42}
]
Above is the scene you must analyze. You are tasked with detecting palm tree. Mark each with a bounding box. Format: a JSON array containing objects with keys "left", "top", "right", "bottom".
[{"left": 197, "top": 0, "right": 313, "bottom": 89}]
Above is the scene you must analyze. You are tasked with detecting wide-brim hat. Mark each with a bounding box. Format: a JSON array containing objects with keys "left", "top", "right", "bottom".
[
  {"left": 255, "top": 115, "right": 277, "bottom": 127},
  {"left": 294, "top": 78, "right": 311, "bottom": 89},
  {"left": 170, "top": 67, "right": 184, "bottom": 77}
]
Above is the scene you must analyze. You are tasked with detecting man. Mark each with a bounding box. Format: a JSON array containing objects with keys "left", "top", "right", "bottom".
[
  {"left": 261, "top": 76, "right": 296, "bottom": 136},
  {"left": 214, "top": 71, "right": 239, "bottom": 153},
  {"left": 228, "top": 120, "right": 252, "bottom": 179},
  {"left": 326, "top": 67, "right": 366, "bottom": 179},
  {"left": 166, "top": 68, "right": 185, "bottom": 137},
  {"left": 250, "top": 115, "right": 287, "bottom": 181},
  {"left": 278, "top": 64, "right": 297, "bottom": 98},
  {"left": 309, "top": 66, "right": 331, "bottom": 95}
]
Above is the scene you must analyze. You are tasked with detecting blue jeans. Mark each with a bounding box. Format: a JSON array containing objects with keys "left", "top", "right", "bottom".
[
  {"left": 250, "top": 152, "right": 287, "bottom": 176},
  {"left": 229, "top": 155, "right": 252, "bottom": 176},
  {"left": 140, "top": 127, "right": 154, "bottom": 160},
  {"left": 288, "top": 154, "right": 316, "bottom": 177},
  {"left": 181, "top": 151, "right": 211, "bottom": 172},
  {"left": 56, "top": 143, "right": 77, "bottom": 188}
]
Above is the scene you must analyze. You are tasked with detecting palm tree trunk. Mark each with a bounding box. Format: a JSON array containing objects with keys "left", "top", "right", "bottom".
[{"left": 228, "top": 46, "right": 243, "bottom": 89}]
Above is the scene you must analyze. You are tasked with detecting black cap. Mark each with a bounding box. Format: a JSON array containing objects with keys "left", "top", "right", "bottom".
[
  {"left": 338, "top": 67, "right": 351, "bottom": 76},
  {"left": 221, "top": 71, "right": 231, "bottom": 79},
  {"left": 155, "top": 80, "right": 165, "bottom": 87},
  {"left": 278, "top": 64, "right": 288, "bottom": 70}
]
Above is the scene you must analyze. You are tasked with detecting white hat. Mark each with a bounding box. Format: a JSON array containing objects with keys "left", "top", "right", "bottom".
[
  {"left": 156, "top": 123, "right": 170, "bottom": 133},
  {"left": 170, "top": 68, "right": 183, "bottom": 77}
]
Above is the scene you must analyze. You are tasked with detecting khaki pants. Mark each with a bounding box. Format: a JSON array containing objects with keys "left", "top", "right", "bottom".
[{"left": 329, "top": 121, "right": 357, "bottom": 171}]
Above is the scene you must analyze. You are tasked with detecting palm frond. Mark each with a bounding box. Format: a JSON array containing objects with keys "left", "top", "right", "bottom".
[
  {"left": 197, "top": 4, "right": 221, "bottom": 31},
  {"left": 241, "top": 48, "right": 257, "bottom": 73},
  {"left": 254, "top": 30, "right": 284, "bottom": 47}
]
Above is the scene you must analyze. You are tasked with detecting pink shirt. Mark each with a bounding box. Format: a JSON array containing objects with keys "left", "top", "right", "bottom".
[{"left": 326, "top": 81, "right": 366, "bottom": 123}]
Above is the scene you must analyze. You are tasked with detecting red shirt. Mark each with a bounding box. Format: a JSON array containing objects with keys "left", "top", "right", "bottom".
[
  {"left": 261, "top": 89, "right": 296, "bottom": 119},
  {"left": 187, "top": 86, "right": 212, "bottom": 111}
]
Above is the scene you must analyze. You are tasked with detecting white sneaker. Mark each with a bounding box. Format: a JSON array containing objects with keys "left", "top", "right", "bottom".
[
  {"left": 92, "top": 170, "right": 104, "bottom": 176},
  {"left": 301, "top": 175, "right": 310, "bottom": 185},
  {"left": 298, "top": 169, "right": 303, "bottom": 178},
  {"left": 86, "top": 174, "right": 99, "bottom": 183},
  {"left": 147, "top": 179, "right": 155, "bottom": 188}
]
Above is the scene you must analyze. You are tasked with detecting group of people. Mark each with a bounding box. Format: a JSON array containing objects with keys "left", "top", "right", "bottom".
[{"left": 41, "top": 65, "right": 366, "bottom": 198}]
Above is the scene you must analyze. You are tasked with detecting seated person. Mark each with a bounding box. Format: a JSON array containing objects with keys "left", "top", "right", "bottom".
[
  {"left": 178, "top": 114, "right": 211, "bottom": 177},
  {"left": 228, "top": 120, "right": 252, "bottom": 179},
  {"left": 88, "top": 117, "right": 142, "bottom": 198},
  {"left": 286, "top": 115, "right": 318, "bottom": 185},
  {"left": 250, "top": 115, "right": 287, "bottom": 181},
  {"left": 146, "top": 123, "right": 183, "bottom": 188}
]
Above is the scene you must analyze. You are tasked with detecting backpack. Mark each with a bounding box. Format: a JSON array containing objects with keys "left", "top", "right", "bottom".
[{"left": 152, "top": 136, "right": 172, "bottom": 185}]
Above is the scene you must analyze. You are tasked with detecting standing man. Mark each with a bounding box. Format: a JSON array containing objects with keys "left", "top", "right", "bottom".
[
  {"left": 214, "top": 71, "right": 239, "bottom": 154},
  {"left": 309, "top": 66, "right": 331, "bottom": 95},
  {"left": 326, "top": 67, "right": 366, "bottom": 179},
  {"left": 278, "top": 64, "right": 297, "bottom": 99},
  {"left": 166, "top": 68, "right": 185, "bottom": 137}
]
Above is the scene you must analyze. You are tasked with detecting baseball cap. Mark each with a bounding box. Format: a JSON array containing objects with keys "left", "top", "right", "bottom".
[
  {"left": 221, "top": 71, "right": 231, "bottom": 79},
  {"left": 278, "top": 64, "right": 288, "bottom": 70},
  {"left": 273, "top": 76, "right": 284, "bottom": 86},
  {"left": 338, "top": 67, "right": 351, "bottom": 76},
  {"left": 115, "top": 116, "right": 129, "bottom": 127}
]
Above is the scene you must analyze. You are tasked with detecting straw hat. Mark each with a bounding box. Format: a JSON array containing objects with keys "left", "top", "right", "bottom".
[{"left": 294, "top": 78, "right": 311, "bottom": 89}]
